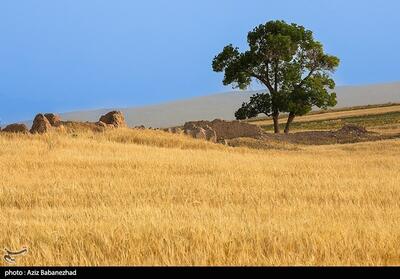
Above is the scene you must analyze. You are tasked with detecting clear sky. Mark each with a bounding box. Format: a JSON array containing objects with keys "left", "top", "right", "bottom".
[{"left": 0, "top": 0, "right": 399, "bottom": 124}]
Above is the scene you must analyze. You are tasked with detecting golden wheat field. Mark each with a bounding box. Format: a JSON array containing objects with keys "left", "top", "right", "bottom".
[{"left": 1, "top": 128, "right": 400, "bottom": 266}]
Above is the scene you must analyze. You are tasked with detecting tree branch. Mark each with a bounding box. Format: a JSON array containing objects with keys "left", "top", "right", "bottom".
[
  {"left": 296, "top": 67, "right": 317, "bottom": 89},
  {"left": 246, "top": 71, "right": 274, "bottom": 94},
  {"left": 264, "top": 60, "right": 275, "bottom": 93}
]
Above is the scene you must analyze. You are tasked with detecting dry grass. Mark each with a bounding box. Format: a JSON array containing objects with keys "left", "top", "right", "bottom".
[
  {"left": 1, "top": 128, "right": 400, "bottom": 266},
  {"left": 253, "top": 104, "right": 400, "bottom": 127}
]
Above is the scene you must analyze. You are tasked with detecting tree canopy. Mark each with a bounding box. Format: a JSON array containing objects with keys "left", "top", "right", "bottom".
[{"left": 212, "top": 20, "right": 340, "bottom": 133}]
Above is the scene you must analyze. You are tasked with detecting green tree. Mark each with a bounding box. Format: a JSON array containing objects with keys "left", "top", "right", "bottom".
[
  {"left": 212, "top": 20, "right": 339, "bottom": 133},
  {"left": 235, "top": 93, "right": 271, "bottom": 120}
]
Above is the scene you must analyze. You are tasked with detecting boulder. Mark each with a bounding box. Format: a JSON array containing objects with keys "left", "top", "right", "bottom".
[
  {"left": 2, "top": 123, "right": 29, "bottom": 133},
  {"left": 44, "top": 113, "right": 61, "bottom": 126},
  {"left": 30, "top": 114, "right": 52, "bottom": 134},
  {"left": 99, "top": 111, "right": 126, "bottom": 127}
]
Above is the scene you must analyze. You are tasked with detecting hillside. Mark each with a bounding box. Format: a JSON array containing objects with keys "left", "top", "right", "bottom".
[
  {"left": 14, "top": 82, "right": 400, "bottom": 129},
  {"left": 252, "top": 103, "right": 400, "bottom": 134}
]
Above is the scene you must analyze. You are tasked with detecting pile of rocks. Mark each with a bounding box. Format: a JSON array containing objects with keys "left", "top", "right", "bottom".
[
  {"left": 97, "top": 111, "right": 126, "bottom": 128},
  {"left": 179, "top": 119, "right": 265, "bottom": 142},
  {"left": 183, "top": 122, "right": 217, "bottom": 143},
  {"left": 1, "top": 111, "right": 127, "bottom": 134},
  {"left": 44, "top": 113, "right": 61, "bottom": 126},
  {"left": 30, "top": 114, "right": 52, "bottom": 134},
  {"left": 1, "top": 113, "right": 59, "bottom": 134},
  {"left": 2, "top": 123, "right": 29, "bottom": 133},
  {"left": 30, "top": 113, "right": 64, "bottom": 134}
]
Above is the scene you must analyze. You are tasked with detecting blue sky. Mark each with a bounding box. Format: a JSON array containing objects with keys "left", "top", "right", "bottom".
[{"left": 0, "top": 0, "right": 399, "bottom": 124}]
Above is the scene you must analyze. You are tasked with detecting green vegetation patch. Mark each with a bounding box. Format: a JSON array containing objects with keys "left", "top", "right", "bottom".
[{"left": 261, "top": 111, "right": 400, "bottom": 132}]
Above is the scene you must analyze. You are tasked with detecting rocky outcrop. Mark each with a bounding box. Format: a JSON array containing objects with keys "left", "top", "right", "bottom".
[
  {"left": 2, "top": 123, "right": 29, "bottom": 133},
  {"left": 29, "top": 113, "right": 63, "bottom": 134},
  {"left": 202, "top": 125, "right": 217, "bottom": 142},
  {"left": 99, "top": 111, "right": 126, "bottom": 128},
  {"left": 183, "top": 122, "right": 217, "bottom": 142},
  {"left": 183, "top": 119, "right": 264, "bottom": 141},
  {"left": 30, "top": 114, "right": 52, "bottom": 134},
  {"left": 185, "top": 127, "right": 207, "bottom": 140},
  {"left": 26, "top": 111, "right": 127, "bottom": 134},
  {"left": 44, "top": 113, "right": 61, "bottom": 126}
]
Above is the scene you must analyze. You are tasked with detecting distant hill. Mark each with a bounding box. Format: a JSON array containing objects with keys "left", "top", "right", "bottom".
[{"left": 16, "top": 82, "right": 400, "bottom": 129}]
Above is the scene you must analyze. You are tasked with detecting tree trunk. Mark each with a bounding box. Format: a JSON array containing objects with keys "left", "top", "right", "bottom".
[
  {"left": 284, "top": 112, "right": 295, "bottom": 134},
  {"left": 272, "top": 112, "right": 280, "bottom": 134}
]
